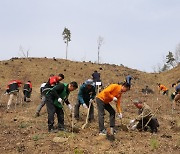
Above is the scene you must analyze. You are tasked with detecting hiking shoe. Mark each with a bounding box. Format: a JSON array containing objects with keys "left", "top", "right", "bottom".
[
  {"left": 99, "top": 129, "right": 107, "bottom": 136},
  {"left": 48, "top": 128, "right": 58, "bottom": 133},
  {"left": 58, "top": 127, "right": 66, "bottom": 131}
]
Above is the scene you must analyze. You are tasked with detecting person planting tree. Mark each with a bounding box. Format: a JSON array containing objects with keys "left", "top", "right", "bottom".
[
  {"left": 157, "top": 83, "right": 169, "bottom": 95},
  {"left": 45, "top": 81, "right": 78, "bottom": 132},
  {"left": 96, "top": 82, "right": 130, "bottom": 135},
  {"left": 74, "top": 79, "right": 96, "bottom": 122},
  {"left": 129, "top": 99, "right": 159, "bottom": 133}
]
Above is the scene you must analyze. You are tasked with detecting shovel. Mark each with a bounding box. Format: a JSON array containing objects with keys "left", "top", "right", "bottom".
[
  {"left": 82, "top": 101, "right": 92, "bottom": 129},
  {"left": 106, "top": 127, "right": 115, "bottom": 141},
  {"left": 142, "top": 105, "right": 161, "bottom": 130},
  {"left": 62, "top": 105, "right": 80, "bottom": 133}
]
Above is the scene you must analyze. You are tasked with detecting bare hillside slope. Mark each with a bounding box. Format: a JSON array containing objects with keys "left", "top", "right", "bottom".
[{"left": 0, "top": 58, "right": 179, "bottom": 154}]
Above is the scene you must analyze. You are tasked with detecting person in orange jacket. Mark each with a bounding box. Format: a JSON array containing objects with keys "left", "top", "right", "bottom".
[
  {"left": 96, "top": 82, "right": 130, "bottom": 135},
  {"left": 157, "top": 83, "right": 168, "bottom": 95}
]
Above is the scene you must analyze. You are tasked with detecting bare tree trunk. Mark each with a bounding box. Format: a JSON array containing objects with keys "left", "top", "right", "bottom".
[
  {"left": 97, "top": 36, "right": 104, "bottom": 64},
  {"left": 66, "top": 41, "right": 68, "bottom": 60},
  {"left": 98, "top": 46, "right": 100, "bottom": 64}
]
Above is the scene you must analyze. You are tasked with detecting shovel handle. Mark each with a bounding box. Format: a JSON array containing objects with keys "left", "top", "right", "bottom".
[{"left": 82, "top": 101, "right": 92, "bottom": 129}]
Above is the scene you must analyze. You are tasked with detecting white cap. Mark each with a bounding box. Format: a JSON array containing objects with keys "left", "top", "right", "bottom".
[{"left": 85, "top": 79, "right": 94, "bottom": 86}]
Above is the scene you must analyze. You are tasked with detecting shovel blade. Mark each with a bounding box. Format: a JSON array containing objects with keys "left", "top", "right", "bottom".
[
  {"left": 118, "top": 124, "right": 129, "bottom": 131},
  {"left": 81, "top": 122, "right": 88, "bottom": 129},
  {"left": 106, "top": 134, "right": 115, "bottom": 141}
]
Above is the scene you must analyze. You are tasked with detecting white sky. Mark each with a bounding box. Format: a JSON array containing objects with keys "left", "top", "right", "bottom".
[{"left": 0, "top": 0, "right": 180, "bottom": 72}]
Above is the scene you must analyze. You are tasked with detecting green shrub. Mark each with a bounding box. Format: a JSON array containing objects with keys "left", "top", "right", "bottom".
[
  {"left": 19, "top": 122, "right": 28, "bottom": 128},
  {"left": 74, "top": 148, "right": 83, "bottom": 154},
  {"left": 32, "top": 135, "right": 39, "bottom": 141},
  {"left": 150, "top": 138, "right": 159, "bottom": 150}
]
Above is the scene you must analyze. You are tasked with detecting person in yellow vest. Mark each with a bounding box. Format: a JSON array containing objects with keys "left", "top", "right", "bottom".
[
  {"left": 157, "top": 83, "right": 168, "bottom": 95},
  {"left": 96, "top": 82, "right": 130, "bottom": 135}
]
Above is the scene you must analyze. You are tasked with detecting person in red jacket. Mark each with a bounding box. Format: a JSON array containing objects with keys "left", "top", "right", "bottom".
[
  {"left": 6, "top": 80, "right": 22, "bottom": 110},
  {"left": 23, "top": 81, "right": 32, "bottom": 102},
  {"left": 46, "top": 74, "right": 65, "bottom": 88}
]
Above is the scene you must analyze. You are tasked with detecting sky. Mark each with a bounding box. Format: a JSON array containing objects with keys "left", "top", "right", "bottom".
[{"left": 0, "top": 0, "right": 180, "bottom": 72}]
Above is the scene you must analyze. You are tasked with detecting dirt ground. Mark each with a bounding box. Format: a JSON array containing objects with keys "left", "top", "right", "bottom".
[{"left": 0, "top": 58, "right": 179, "bottom": 154}]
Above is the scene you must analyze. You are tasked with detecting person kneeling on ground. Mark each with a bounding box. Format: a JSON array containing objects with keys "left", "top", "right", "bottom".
[
  {"left": 74, "top": 79, "right": 96, "bottom": 122},
  {"left": 129, "top": 99, "right": 159, "bottom": 133},
  {"left": 45, "top": 81, "right": 78, "bottom": 132},
  {"left": 96, "top": 82, "right": 130, "bottom": 135}
]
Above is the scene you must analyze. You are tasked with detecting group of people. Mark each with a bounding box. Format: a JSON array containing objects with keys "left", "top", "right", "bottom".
[
  {"left": 5, "top": 80, "right": 32, "bottom": 110},
  {"left": 157, "top": 81, "right": 180, "bottom": 109},
  {"left": 4, "top": 71, "right": 180, "bottom": 136}
]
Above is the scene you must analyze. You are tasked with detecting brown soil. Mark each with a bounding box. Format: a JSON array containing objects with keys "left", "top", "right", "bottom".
[{"left": 0, "top": 58, "right": 179, "bottom": 154}]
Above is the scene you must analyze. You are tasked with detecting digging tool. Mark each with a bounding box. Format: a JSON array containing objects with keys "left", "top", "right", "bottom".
[
  {"left": 106, "top": 127, "right": 115, "bottom": 141},
  {"left": 71, "top": 104, "right": 76, "bottom": 133},
  {"left": 143, "top": 105, "right": 161, "bottom": 130},
  {"left": 62, "top": 104, "right": 80, "bottom": 133},
  {"left": 82, "top": 101, "right": 92, "bottom": 129}
]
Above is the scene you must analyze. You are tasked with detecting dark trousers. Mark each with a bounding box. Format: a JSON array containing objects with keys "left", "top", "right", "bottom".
[
  {"left": 137, "top": 117, "right": 159, "bottom": 133},
  {"left": 45, "top": 96, "right": 64, "bottom": 130},
  {"left": 74, "top": 100, "right": 94, "bottom": 121},
  {"left": 96, "top": 98, "right": 115, "bottom": 131},
  {"left": 23, "top": 90, "right": 31, "bottom": 101},
  {"left": 163, "top": 90, "right": 169, "bottom": 95}
]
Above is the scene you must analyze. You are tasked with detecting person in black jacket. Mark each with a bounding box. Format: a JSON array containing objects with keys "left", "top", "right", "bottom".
[
  {"left": 92, "top": 70, "right": 101, "bottom": 82},
  {"left": 6, "top": 80, "right": 22, "bottom": 110},
  {"left": 45, "top": 81, "right": 78, "bottom": 132},
  {"left": 92, "top": 70, "right": 102, "bottom": 93},
  {"left": 23, "top": 81, "right": 32, "bottom": 102}
]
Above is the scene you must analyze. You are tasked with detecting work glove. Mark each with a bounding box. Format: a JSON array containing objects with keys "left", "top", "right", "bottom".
[
  {"left": 68, "top": 104, "right": 72, "bottom": 110},
  {"left": 117, "top": 113, "right": 123, "bottom": 119},
  {"left": 131, "top": 124, "right": 137, "bottom": 130},
  {"left": 113, "top": 97, "right": 118, "bottom": 102},
  {"left": 83, "top": 103, "right": 88, "bottom": 109},
  {"left": 58, "top": 98, "right": 63, "bottom": 104},
  {"left": 130, "top": 119, "right": 135, "bottom": 124},
  {"left": 89, "top": 99, "right": 94, "bottom": 103}
]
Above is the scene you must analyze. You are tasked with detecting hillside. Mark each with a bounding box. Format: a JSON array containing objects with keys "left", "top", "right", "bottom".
[{"left": 0, "top": 58, "right": 179, "bottom": 154}]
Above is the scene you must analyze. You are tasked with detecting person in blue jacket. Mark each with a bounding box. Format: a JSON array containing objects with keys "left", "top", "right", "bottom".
[
  {"left": 125, "top": 75, "right": 132, "bottom": 86},
  {"left": 74, "top": 79, "right": 96, "bottom": 122},
  {"left": 171, "top": 82, "right": 180, "bottom": 109}
]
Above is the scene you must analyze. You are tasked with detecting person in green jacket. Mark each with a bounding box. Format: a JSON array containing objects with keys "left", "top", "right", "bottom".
[{"left": 45, "top": 81, "right": 78, "bottom": 132}]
